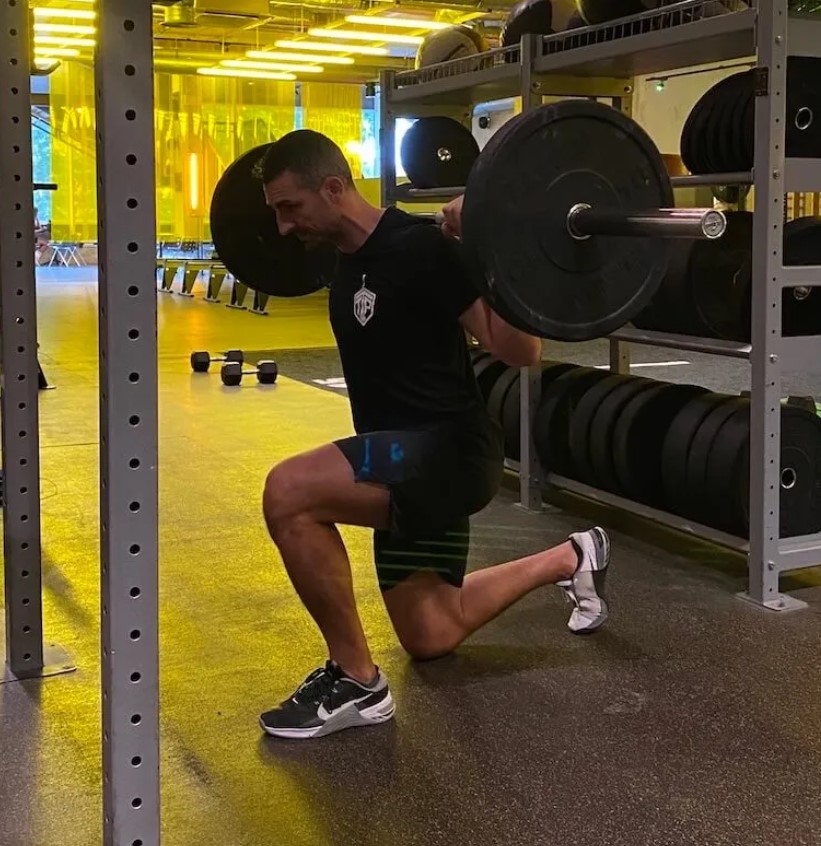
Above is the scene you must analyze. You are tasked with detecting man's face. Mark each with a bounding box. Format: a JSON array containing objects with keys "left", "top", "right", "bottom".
[{"left": 263, "top": 170, "right": 343, "bottom": 246}]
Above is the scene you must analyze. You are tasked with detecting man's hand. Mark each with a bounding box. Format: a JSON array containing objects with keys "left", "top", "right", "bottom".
[{"left": 440, "top": 195, "right": 464, "bottom": 240}]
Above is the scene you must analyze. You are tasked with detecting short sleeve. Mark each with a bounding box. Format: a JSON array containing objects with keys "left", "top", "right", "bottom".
[{"left": 418, "top": 228, "right": 480, "bottom": 320}]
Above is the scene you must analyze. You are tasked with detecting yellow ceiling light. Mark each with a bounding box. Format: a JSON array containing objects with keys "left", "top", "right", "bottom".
[
  {"left": 34, "top": 23, "right": 96, "bottom": 35},
  {"left": 34, "top": 35, "right": 95, "bottom": 46},
  {"left": 34, "top": 46, "right": 81, "bottom": 57},
  {"left": 246, "top": 50, "right": 354, "bottom": 66},
  {"left": 154, "top": 58, "right": 210, "bottom": 69},
  {"left": 344, "top": 15, "right": 450, "bottom": 30},
  {"left": 275, "top": 40, "right": 388, "bottom": 56},
  {"left": 33, "top": 58, "right": 60, "bottom": 70},
  {"left": 308, "top": 28, "right": 423, "bottom": 45},
  {"left": 197, "top": 67, "right": 297, "bottom": 81},
  {"left": 221, "top": 59, "right": 323, "bottom": 73},
  {"left": 33, "top": 7, "right": 96, "bottom": 19}
]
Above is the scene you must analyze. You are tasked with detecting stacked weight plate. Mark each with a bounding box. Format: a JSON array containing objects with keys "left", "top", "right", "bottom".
[
  {"left": 680, "top": 58, "right": 821, "bottom": 174},
  {"left": 632, "top": 214, "right": 821, "bottom": 339},
  {"left": 470, "top": 352, "right": 821, "bottom": 539}
]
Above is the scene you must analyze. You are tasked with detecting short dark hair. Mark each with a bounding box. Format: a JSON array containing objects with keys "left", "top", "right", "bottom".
[{"left": 259, "top": 129, "right": 353, "bottom": 189}]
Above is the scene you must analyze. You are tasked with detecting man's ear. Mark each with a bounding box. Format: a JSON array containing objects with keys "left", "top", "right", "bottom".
[{"left": 323, "top": 175, "right": 346, "bottom": 203}]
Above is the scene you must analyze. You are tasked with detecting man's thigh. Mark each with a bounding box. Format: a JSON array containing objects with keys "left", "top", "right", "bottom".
[{"left": 335, "top": 424, "right": 502, "bottom": 536}]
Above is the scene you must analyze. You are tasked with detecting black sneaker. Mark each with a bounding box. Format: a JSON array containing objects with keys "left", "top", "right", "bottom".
[{"left": 260, "top": 660, "right": 395, "bottom": 739}]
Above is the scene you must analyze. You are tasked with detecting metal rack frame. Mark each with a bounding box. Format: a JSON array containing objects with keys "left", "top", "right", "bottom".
[
  {"left": 0, "top": 0, "right": 161, "bottom": 838},
  {"left": 379, "top": 0, "right": 821, "bottom": 609}
]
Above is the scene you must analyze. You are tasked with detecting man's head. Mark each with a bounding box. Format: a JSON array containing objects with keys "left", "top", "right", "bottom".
[{"left": 260, "top": 129, "right": 354, "bottom": 244}]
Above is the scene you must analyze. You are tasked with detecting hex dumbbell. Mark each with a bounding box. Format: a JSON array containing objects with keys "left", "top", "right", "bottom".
[
  {"left": 220, "top": 359, "right": 278, "bottom": 387},
  {"left": 190, "top": 349, "right": 243, "bottom": 373}
]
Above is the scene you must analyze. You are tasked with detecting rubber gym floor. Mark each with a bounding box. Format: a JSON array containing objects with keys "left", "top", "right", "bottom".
[{"left": 3, "top": 268, "right": 821, "bottom": 846}]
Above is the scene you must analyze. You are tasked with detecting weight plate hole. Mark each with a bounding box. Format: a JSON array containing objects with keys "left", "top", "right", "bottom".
[
  {"left": 781, "top": 467, "right": 797, "bottom": 490},
  {"left": 795, "top": 107, "right": 813, "bottom": 131}
]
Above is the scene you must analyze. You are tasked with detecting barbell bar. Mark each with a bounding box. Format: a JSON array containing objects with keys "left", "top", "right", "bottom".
[
  {"left": 208, "top": 99, "right": 729, "bottom": 342},
  {"left": 418, "top": 206, "right": 727, "bottom": 241}
]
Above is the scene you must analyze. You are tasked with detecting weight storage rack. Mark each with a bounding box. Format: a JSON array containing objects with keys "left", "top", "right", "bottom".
[{"left": 379, "top": 0, "right": 821, "bottom": 611}]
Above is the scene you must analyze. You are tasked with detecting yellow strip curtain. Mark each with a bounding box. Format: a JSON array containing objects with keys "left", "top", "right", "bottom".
[
  {"left": 300, "top": 83, "right": 363, "bottom": 179},
  {"left": 49, "top": 62, "right": 97, "bottom": 242},
  {"left": 154, "top": 74, "right": 296, "bottom": 241},
  {"left": 49, "top": 67, "right": 297, "bottom": 242}
]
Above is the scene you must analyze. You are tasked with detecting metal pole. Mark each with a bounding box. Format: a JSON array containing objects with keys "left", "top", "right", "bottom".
[
  {"left": 379, "top": 70, "right": 396, "bottom": 209},
  {"left": 95, "top": 0, "right": 161, "bottom": 841},
  {"left": 568, "top": 206, "right": 727, "bottom": 240},
  {"left": 744, "top": 0, "right": 802, "bottom": 610},
  {"left": 0, "top": 0, "right": 45, "bottom": 679},
  {"left": 518, "top": 34, "right": 545, "bottom": 513}
]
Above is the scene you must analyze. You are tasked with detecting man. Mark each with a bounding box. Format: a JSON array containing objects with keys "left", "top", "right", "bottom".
[{"left": 258, "top": 129, "right": 610, "bottom": 740}]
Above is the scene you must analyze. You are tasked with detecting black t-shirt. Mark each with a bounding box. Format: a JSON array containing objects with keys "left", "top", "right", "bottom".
[{"left": 329, "top": 207, "right": 487, "bottom": 434}]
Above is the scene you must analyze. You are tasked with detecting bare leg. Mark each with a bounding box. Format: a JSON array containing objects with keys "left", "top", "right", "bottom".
[
  {"left": 263, "top": 444, "right": 390, "bottom": 683},
  {"left": 384, "top": 542, "right": 578, "bottom": 660}
]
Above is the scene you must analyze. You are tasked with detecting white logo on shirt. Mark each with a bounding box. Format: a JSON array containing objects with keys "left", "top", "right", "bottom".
[{"left": 353, "top": 275, "right": 376, "bottom": 327}]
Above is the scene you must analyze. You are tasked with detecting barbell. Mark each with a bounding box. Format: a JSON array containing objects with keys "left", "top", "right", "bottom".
[{"left": 208, "top": 99, "right": 726, "bottom": 342}]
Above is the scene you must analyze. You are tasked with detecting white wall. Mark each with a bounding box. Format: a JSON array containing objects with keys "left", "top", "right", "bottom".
[{"left": 631, "top": 65, "right": 745, "bottom": 154}]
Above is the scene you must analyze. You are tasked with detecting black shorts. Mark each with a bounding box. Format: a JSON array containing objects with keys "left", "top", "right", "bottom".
[{"left": 335, "top": 419, "right": 504, "bottom": 592}]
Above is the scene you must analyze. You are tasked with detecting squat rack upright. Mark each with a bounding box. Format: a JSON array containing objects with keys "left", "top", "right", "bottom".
[
  {"left": 1, "top": 0, "right": 160, "bottom": 843},
  {"left": 380, "top": 0, "right": 821, "bottom": 612}
]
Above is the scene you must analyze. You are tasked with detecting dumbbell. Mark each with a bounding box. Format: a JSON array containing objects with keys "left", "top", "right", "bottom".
[
  {"left": 221, "top": 359, "right": 278, "bottom": 387},
  {"left": 190, "top": 349, "right": 243, "bottom": 373}
]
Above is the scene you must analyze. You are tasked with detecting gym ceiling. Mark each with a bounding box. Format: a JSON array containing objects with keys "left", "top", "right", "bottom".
[{"left": 33, "top": 0, "right": 515, "bottom": 85}]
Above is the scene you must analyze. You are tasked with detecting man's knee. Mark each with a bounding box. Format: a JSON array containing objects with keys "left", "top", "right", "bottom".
[
  {"left": 395, "top": 622, "right": 459, "bottom": 661},
  {"left": 263, "top": 459, "right": 305, "bottom": 533}
]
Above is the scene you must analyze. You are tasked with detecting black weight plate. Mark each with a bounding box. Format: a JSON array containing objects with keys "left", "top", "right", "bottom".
[
  {"left": 474, "top": 356, "right": 509, "bottom": 403},
  {"left": 728, "top": 59, "right": 821, "bottom": 168},
  {"left": 587, "top": 377, "right": 657, "bottom": 494},
  {"left": 661, "top": 392, "right": 732, "bottom": 516},
  {"left": 577, "top": 0, "right": 660, "bottom": 25},
  {"left": 660, "top": 239, "right": 714, "bottom": 336},
  {"left": 705, "top": 404, "right": 821, "bottom": 538},
  {"left": 501, "top": 0, "right": 553, "bottom": 48},
  {"left": 689, "top": 211, "right": 753, "bottom": 341},
  {"left": 684, "top": 397, "right": 747, "bottom": 524},
  {"left": 630, "top": 240, "right": 697, "bottom": 334},
  {"left": 783, "top": 216, "right": 821, "bottom": 336},
  {"left": 777, "top": 406, "right": 821, "bottom": 537},
  {"left": 741, "top": 79, "right": 754, "bottom": 170},
  {"left": 785, "top": 57, "right": 821, "bottom": 159},
  {"left": 727, "top": 70, "right": 754, "bottom": 172},
  {"left": 487, "top": 367, "right": 520, "bottom": 427},
  {"left": 681, "top": 84, "right": 716, "bottom": 175},
  {"left": 502, "top": 361, "right": 577, "bottom": 460},
  {"left": 209, "top": 144, "right": 337, "bottom": 298},
  {"left": 712, "top": 71, "right": 749, "bottom": 173},
  {"left": 568, "top": 374, "right": 634, "bottom": 485},
  {"left": 400, "top": 117, "right": 480, "bottom": 189},
  {"left": 612, "top": 383, "right": 711, "bottom": 504},
  {"left": 462, "top": 100, "right": 674, "bottom": 341},
  {"left": 704, "top": 402, "right": 751, "bottom": 535},
  {"left": 699, "top": 74, "right": 741, "bottom": 174},
  {"left": 534, "top": 368, "right": 612, "bottom": 478}
]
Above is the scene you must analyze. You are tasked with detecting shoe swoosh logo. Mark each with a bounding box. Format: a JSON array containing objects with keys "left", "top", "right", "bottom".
[{"left": 317, "top": 693, "right": 374, "bottom": 721}]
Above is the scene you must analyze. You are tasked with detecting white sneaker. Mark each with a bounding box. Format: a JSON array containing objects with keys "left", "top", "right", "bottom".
[{"left": 556, "top": 527, "right": 611, "bottom": 634}]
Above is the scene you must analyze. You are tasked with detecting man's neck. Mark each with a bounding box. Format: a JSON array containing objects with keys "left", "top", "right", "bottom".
[{"left": 333, "top": 195, "right": 386, "bottom": 253}]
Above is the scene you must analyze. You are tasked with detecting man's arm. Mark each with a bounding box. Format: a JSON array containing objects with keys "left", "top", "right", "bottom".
[{"left": 440, "top": 196, "right": 542, "bottom": 368}]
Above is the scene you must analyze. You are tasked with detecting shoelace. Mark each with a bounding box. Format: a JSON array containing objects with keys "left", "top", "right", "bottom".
[{"left": 295, "top": 662, "right": 342, "bottom": 706}]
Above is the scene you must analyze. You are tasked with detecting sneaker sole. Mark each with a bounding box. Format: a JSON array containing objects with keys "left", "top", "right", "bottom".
[
  {"left": 260, "top": 691, "right": 396, "bottom": 740},
  {"left": 568, "top": 527, "right": 611, "bottom": 635}
]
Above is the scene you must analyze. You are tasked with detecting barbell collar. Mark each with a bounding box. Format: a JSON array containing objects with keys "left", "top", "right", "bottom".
[{"left": 567, "top": 206, "right": 727, "bottom": 241}]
